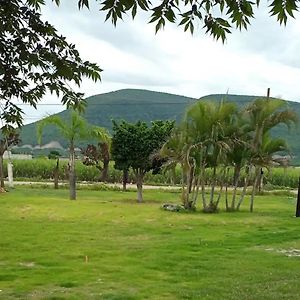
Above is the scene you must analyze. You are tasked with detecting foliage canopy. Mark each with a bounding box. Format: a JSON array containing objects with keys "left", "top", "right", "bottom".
[
  {"left": 39, "top": 0, "right": 300, "bottom": 41},
  {"left": 0, "top": 0, "right": 102, "bottom": 126}
]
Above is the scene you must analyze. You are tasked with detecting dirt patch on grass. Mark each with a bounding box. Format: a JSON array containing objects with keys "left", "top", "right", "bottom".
[{"left": 266, "top": 248, "right": 300, "bottom": 257}]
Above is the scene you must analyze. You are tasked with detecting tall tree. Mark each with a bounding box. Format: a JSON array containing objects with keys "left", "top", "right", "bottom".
[
  {"left": 111, "top": 120, "right": 174, "bottom": 202},
  {"left": 37, "top": 111, "right": 90, "bottom": 200},
  {"left": 0, "top": 1, "right": 101, "bottom": 126},
  {"left": 186, "top": 100, "right": 237, "bottom": 212},
  {"left": 40, "top": 0, "right": 298, "bottom": 41},
  {"left": 244, "top": 98, "right": 298, "bottom": 212},
  {"left": 162, "top": 100, "right": 237, "bottom": 211},
  {"left": 0, "top": 126, "right": 20, "bottom": 188}
]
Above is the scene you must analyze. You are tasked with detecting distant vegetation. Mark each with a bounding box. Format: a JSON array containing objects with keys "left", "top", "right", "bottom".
[
  {"left": 5, "top": 159, "right": 300, "bottom": 189},
  {"left": 18, "top": 89, "right": 300, "bottom": 164}
]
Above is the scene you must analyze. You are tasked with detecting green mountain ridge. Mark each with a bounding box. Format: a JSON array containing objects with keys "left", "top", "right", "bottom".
[{"left": 19, "top": 89, "right": 300, "bottom": 163}]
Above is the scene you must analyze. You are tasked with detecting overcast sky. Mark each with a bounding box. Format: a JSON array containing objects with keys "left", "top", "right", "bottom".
[{"left": 22, "top": 0, "right": 300, "bottom": 123}]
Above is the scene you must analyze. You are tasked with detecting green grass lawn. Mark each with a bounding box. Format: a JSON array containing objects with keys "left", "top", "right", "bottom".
[{"left": 0, "top": 187, "right": 299, "bottom": 300}]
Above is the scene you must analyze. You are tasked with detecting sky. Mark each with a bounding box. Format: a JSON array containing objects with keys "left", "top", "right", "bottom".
[{"left": 21, "top": 0, "right": 300, "bottom": 124}]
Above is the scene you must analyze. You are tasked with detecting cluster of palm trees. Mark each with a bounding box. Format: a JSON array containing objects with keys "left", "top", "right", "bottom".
[{"left": 161, "top": 97, "right": 298, "bottom": 212}]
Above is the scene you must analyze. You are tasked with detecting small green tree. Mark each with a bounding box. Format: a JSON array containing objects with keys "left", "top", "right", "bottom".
[
  {"left": 81, "top": 126, "right": 111, "bottom": 182},
  {"left": 37, "top": 111, "right": 90, "bottom": 200},
  {"left": 111, "top": 120, "right": 174, "bottom": 202}
]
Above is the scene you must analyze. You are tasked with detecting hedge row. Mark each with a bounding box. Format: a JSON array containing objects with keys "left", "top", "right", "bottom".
[{"left": 3, "top": 159, "right": 300, "bottom": 188}]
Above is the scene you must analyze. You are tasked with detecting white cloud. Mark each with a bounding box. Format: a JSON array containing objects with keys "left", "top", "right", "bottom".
[{"left": 21, "top": 0, "right": 300, "bottom": 124}]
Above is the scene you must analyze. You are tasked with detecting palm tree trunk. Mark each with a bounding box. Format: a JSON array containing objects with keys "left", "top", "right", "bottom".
[
  {"left": 191, "top": 176, "right": 201, "bottom": 207},
  {"left": 69, "top": 143, "right": 76, "bottom": 200},
  {"left": 184, "top": 166, "right": 191, "bottom": 209},
  {"left": 215, "top": 168, "right": 226, "bottom": 209},
  {"left": 0, "top": 154, "right": 5, "bottom": 188},
  {"left": 225, "top": 184, "right": 229, "bottom": 211},
  {"left": 250, "top": 167, "right": 260, "bottom": 212},
  {"left": 188, "top": 165, "right": 194, "bottom": 194},
  {"left": 200, "top": 164, "right": 207, "bottom": 209},
  {"left": 224, "top": 167, "right": 229, "bottom": 211},
  {"left": 236, "top": 172, "right": 250, "bottom": 211},
  {"left": 100, "top": 159, "right": 109, "bottom": 182},
  {"left": 210, "top": 166, "right": 217, "bottom": 205},
  {"left": 231, "top": 165, "right": 241, "bottom": 210}
]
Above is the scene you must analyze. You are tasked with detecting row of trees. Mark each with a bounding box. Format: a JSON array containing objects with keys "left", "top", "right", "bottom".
[
  {"left": 36, "top": 111, "right": 173, "bottom": 202},
  {"left": 161, "top": 97, "right": 298, "bottom": 212},
  {"left": 1, "top": 96, "right": 296, "bottom": 212}
]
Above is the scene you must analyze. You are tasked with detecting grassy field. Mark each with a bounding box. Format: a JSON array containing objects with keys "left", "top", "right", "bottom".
[{"left": 0, "top": 188, "right": 300, "bottom": 299}]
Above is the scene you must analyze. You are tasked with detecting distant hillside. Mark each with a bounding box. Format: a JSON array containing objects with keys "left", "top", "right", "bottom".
[
  {"left": 19, "top": 89, "right": 300, "bottom": 164},
  {"left": 20, "top": 89, "right": 196, "bottom": 147}
]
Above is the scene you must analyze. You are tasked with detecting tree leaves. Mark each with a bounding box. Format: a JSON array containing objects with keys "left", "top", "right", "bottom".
[
  {"left": 29, "top": 0, "right": 300, "bottom": 39},
  {"left": 269, "top": 0, "right": 298, "bottom": 25},
  {"left": 111, "top": 120, "right": 174, "bottom": 173},
  {"left": 0, "top": 1, "right": 102, "bottom": 126}
]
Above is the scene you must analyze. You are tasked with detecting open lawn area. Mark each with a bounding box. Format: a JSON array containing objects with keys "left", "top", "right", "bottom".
[{"left": 0, "top": 187, "right": 300, "bottom": 299}]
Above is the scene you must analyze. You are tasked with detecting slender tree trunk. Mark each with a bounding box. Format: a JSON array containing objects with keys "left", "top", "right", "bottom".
[
  {"left": 215, "top": 168, "right": 226, "bottom": 209},
  {"left": 200, "top": 165, "right": 207, "bottom": 209},
  {"left": 188, "top": 165, "right": 194, "bottom": 194},
  {"left": 215, "top": 185, "right": 224, "bottom": 209},
  {"left": 100, "top": 143, "right": 110, "bottom": 182},
  {"left": 180, "top": 163, "right": 194, "bottom": 210},
  {"left": 224, "top": 167, "right": 229, "bottom": 211},
  {"left": 225, "top": 184, "right": 229, "bottom": 211},
  {"left": 135, "top": 169, "right": 144, "bottom": 203},
  {"left": 296, "top": 177, "right": 300, "bottom": 217},
  {"left": 122, "top": 169, "right": 128, "bottom": 191},
  {"left": 180, "top": 164, "right": 187, "bottom": 207},
  {"left": 210, "top": 166, "right": 217, "bottom": 205},
  {"left": 250, "top": 167, "right": 260, "bottom": 212},
  {"left": 231, "top": 165, "right": 241, "bottom": 210},
  {"left": 0, "top": 154, "right": 4, "bottom": 188},
  {"left": 54, "top": 158, "right": 59, "bottom": 189},
  {"left": 183, "top": 166, "right": 191, "bottom": 209},
  {"left": 100, "top": 159, "right": 109, "bottom": 182},
  {"left": 69, "top": 143, "right": 76, "bottom": 200},
  {"left": 236, "top": 172, "right": 250, "bottom": 211},
  {"left": 191, "top": 176, "right": 200, "bottom": 207}
]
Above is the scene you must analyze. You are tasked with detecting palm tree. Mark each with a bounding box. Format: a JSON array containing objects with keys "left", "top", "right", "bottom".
[
  {"left": 224, "top": 112, "right": 252, "bottom": 211},
  {"left": 160, "top": 127, "right": 194, "bottom": 209},
  {"left": 91, "top": 126, "right": 111, "bottom": 182},
  {"left": 183, "top": 100, "right": 237, "bottom": 212},
  {"left": 249, "top": 133, "right": 290, "bottom": 212},
  {"left": 161, "top": 100, "right": 238, "bottom": 211},
  {"left": 244, "top": 98, "right": 298, "bottom": 212},
  {"left": 37, "top": 111, "right": 90, "bottom": 200},
  {"left": 82, "top": 126, "right": 111, "bottom": 182}
]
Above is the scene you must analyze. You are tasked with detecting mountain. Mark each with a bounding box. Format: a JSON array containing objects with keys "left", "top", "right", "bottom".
[
  {"left": 19, "top": 89, "right": 196, "bottom": 147},
  {"left": 18, "top": 89, "right": 300, "bottom": 163}
]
